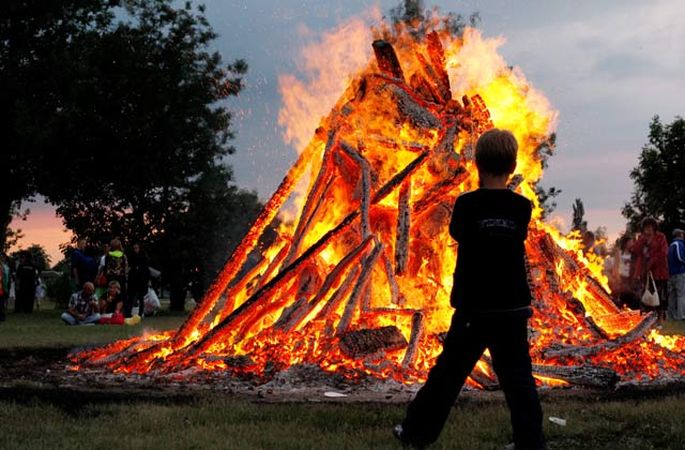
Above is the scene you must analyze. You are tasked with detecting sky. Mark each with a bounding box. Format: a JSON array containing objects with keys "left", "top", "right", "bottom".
[{"left": 12, "top": 0, "right": 685, "bottom": 263}]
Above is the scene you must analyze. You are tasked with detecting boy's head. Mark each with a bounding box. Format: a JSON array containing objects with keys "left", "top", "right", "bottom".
[{"left": 475, "top": 128, "right": 518, "bottom": 176}]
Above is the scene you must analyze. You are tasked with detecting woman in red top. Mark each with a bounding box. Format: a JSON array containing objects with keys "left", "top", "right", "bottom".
[{"left": 631, "top": 217, "right": 669, "bottom": 321}]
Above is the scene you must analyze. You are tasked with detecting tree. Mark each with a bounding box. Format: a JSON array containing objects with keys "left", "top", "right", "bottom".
[
  {"left": 571, "top": 198, "right": 587, "bottom": 233},
  {"left": 1, "top": 0, "right": 246, "bottom": 249},
  {"left": 388, "top": 0, "right": 479, "bottom": 36},
  {"left": 623, "top": 115, "right": 685, "bottom": 233},
  {"left": 156, "top": 166, "right": 264, "bottom": 310},
  {"left": 11, "top": 244, "right": 51, "bottom": 272}
]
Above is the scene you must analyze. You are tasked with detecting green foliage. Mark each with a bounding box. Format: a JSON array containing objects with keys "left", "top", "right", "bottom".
[
  {"left": 535, "top": 186, "right": 562, "bottom": 220},
  {"left": 0, "top": 0, "right": 248, "bottom": 248},
  {"left": 1, "top": 0, "right": 260, "bottom": 306},
  {"left": 10, "top": 244, "right": 51, "bottom": 272},
  {"left": 388, "top": 0, "right": 480, "bottom": 37},
  {"left": 623, "top": 115, "right": 685, "bottom": 233},
  {"left": 0, "top": 0, "right": 114, "bottom": 249},
  {"left": 571, "top": 198, "right": 587, "bottom": 233}
]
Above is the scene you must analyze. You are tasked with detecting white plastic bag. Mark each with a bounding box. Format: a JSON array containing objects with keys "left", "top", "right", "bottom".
[
  {"left": 144, "top": 287, "right": 161, "bottom": 315},
  {"left": 641, "top": 272, "right": 660, "bottom": 307}
]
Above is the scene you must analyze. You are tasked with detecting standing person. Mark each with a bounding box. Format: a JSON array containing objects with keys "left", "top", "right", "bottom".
[
  {"left": 631, "top": 217, "right": 669, "bottom": 321},
  {"left": 61, "top": 282, "right": 100, "bottom": 325},
  {"left": 71, "top": 238, "right": 97, "bottom": 290},
  {"left": 94, "top": 242, "right": 111, "bottom": 298},
  {"left": 15, "top": 252, "right": 37, "bottom": 313},
  {"left": 394, "top": 129, "right": 544, "bottom": 450},
  {"left": 127, "top": 243, "right": 150, "bottom": 317},
  {"left": 101, "top": 239, "right": 129, "bottom": 315},
  {"left": 0, "top": 253, "right": 10, "bottom": 322},
  {"left": 668, "top": 228, "right": 685, "bottom": 321},
  {"left": 610, "top": 234, "right": 638, "bottom": 309}
]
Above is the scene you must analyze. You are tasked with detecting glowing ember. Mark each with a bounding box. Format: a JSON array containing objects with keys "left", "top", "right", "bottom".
[{"left": 73, "top": 16, "right": 685, "bottom": 388}]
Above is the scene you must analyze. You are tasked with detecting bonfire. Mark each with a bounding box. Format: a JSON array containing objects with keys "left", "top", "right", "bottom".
[{"left": 72, "top": 15, "right": 685, "bottom": 390}]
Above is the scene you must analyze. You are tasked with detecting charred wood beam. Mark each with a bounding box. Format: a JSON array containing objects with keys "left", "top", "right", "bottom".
[
  {"left": 340, "top": 141, "right": 372, "bottom": 238},
  {"left": 253, "top": 239, "right": 291, "bottom": 292},
  {"left": 218, "top": 239, "right": 288, "bottom": 321},
  {"left": 387, "top": 84, "right": 441, "bottom": 130},
  {"left": 317, "top": 266, "right": 360, "bottom": 321},
  {"left": 426, "top": 31, "right": 452, "bottom": 101},
  {"left": 415, "top": 52, "right": 449, "bottom": 104},
  {"left": 412, "top": 167, "right": 468, "bottom": 217},
  {"left": 381, "top": 250, "right": 401, "bottom": 305},
  {"left": 339, "top": 326, "right": 408, "bottom": 357},
  {"left": 284, "top": 133, "right": 337, "bottom": 266},
  {"left": 542, "top": 312, "right": 658, "bottom": 359},
  {"left": 402, "top": 312, "right": 424, "bottom": 368},
  {"left": 395, "top": 181, "right": 411, "bottom": 275},
  {"left": 279, "top": 236, "right": 375, "bottom": 332},
  {"left": 532, "top": 363, "right": 619, "bottom": 389},
  {"left": 336, "top": 240, "right": 385, "bottom": 334},
  {"left": 372, "top": 40, "right": 405, "bottom": 81}
]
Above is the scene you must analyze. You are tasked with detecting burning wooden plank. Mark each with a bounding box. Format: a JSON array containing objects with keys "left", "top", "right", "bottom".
[
  {"left": 542, "top": 312, "right": 658, "bottom": 359},
  {"left": 339, "top": 326, "right": 408, "bottom": 357},
  {"left": 531, "top": 363, "right": 619, "bottom": 389},
  {"left": 372, "top": 39, "right": 405, "bottom": 81},
  {"left": 395, "top": 180, "right": 411, "bottom": 275},
  {"left": 401, "top": 312, "right": 424, "bottom": 368}
]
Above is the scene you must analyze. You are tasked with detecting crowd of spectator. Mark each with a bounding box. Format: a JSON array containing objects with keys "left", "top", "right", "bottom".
[
  {"left": 64, "top": 238, "right": 160, "bottom": 325},
  {"left": 0, "top": 237, "right": 161, "bottom": 325},
  {"left": 604, "top": 218, "right": 685, "bottom": 322}
]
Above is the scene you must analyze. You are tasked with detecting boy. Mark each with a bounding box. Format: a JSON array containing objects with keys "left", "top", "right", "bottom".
[{"left": 394, "top": 129, "right": 544, "bottom": 449}]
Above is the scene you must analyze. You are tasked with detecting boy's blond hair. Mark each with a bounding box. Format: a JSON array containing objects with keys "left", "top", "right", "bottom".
[{"left": 475, "top": 128, "right": 518, "bottom": 176}]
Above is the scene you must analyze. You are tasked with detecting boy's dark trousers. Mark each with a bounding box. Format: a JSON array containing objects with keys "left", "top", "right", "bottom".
[{"left": 402, "top": 310, "right": 544, "bottom": 449}]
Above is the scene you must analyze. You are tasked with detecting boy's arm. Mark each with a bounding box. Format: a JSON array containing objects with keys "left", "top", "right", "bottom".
[{"left": 449, "top": 196, "right": 465, "bottom": 242}]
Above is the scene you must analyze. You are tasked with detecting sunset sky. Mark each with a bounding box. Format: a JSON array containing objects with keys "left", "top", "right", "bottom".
[{"left": 11, "top": 0, "right": 685, "bottom": 264}]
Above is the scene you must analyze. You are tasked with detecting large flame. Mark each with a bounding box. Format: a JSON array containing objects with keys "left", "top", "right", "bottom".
[{"left": 73, "top": 15, "right": 685, "bottom": 388}]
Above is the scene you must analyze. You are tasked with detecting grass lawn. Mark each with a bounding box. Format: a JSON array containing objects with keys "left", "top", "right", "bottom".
[
  {"left": 1, "top": 391, "right": 684, "bottom": 449},
  {"left": 1, "top": 303, "right": 684, "bottom": 449},
  {"left": 0, "top": 300, "right": 187, "bottom": 348}
]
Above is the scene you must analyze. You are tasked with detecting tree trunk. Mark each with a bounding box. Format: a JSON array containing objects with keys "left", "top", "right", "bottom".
[{"left": 0, "top": 196, "right": 15, "bottom": 252}]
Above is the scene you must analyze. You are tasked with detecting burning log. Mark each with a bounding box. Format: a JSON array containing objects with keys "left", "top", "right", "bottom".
[
  {"left": 410, "top": 72, "right": 443, "bottom": 104},
  {"left": 340, "top": 141, "right": 372, "bottom": 238},
  {"left": 283, "top": 133, "right": 338, "bottom": 266},
  {"left": 317, "top": 267, "right": 360, "bottom": 322},
  {"left": 395, "top": 181, "right": 411, "bottom": 275},
  {"left": 278, "top": 236, "right": 375, "bottom": 332},
  {"left": 425, "top": 31, "right": 452, "bottom": 101},
  {"left": 387, "top": 84, "right": 441, "bottom": 130},
  {"left": 339, "top": 326, "right": 408, "bottom": 357},
  {"left": 402, "top": 312, "right": 424, "bottom": 368},
  {"left": 218, "top": 239, "right": 288, "bottom": 320},
  {"left": 252, "top": 240, "right": 291, "bottom": 292},
  {"left": 337, "top": 240, "right": 385, "bottom": 334},
  {"left": 381, "top": 250, "right": 401, "bottom": 305},
  {"left": 542, "top": 312, "right": 658, "bottom": 359},
  {"left": 372, "top": 39, "right": 405, "bottom": 81},
  {"left": 531, "top": 363, "right": 619, "bottom": 389}
]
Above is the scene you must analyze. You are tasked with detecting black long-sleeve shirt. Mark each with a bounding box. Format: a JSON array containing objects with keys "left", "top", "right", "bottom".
[{"left": 449, "top": 188, "right": 532, "bottom": 314}]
